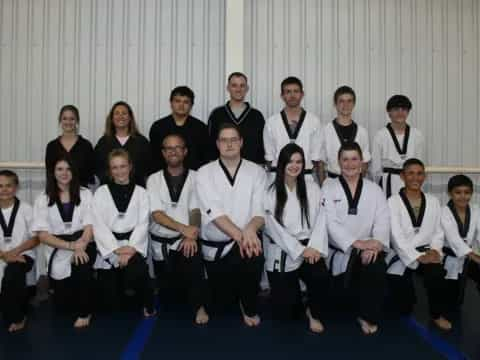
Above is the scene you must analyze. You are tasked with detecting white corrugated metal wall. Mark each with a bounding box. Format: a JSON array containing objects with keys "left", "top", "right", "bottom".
[
  {"left": 0, "top": 0, "right": 225, "bottom": 200},
  {"left": 244, "top": 0, "right": 480, "bottom": 198}
]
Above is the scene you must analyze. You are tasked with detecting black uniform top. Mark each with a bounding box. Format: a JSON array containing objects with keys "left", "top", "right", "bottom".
[
  {"left": 149, "top": 115, "right": 212, "bottom": 171},
  {"left": 208, "top": 102, "right": 265, "bottom": 164},
  {"left": 45, "top": 135, "right": 95, "bottom": 187},
  {"left": 94, "top": 134, "right": 152, "bottom": 187}
]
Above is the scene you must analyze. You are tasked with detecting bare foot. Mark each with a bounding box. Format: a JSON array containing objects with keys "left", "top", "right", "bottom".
[
  {"left": 73, "top": 315, "right": 91, "bottom": 328},
  {"left": 239, "top": 302, "right": 261, "bottom": 327},
  {"left": 143, "top": 307, "right": 157, "bottom": 318},
  {"left": 8, "top": 318, "right": 26, "bottom": 333},
  {"left": 306, "top": 308, "right": 324, "bottom": 333},
  {"left": 357, "top": 317, "right": 378, "bottom": 335},
  {"left": 433, "top": 316, "right": 452, "bottom": 331},
  {"left": 195, "top": 306, "right": 209, "bottom": 325}
]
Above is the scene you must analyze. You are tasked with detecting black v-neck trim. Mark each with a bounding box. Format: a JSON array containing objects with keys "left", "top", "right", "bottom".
[
  {"left": 338, "top": 176, "right": 363, "bottom": 215},
  {"left": 107, "top": 182, "right": 135, "bottom": 213},
  {"left": 113, "top": 134, "right": 132, "bottom": 148},
  {"left": 55, "top": 199, "right": 75, "bottom": 223},
  {"left": 447, "top": 200, "right": 470, "bottom": 239},
  {"left": 399, "top": 188, "right": 426, "bottom": 228},
  {"left": 332, "top": 119, "right": 358, "bottom": 144},
  {"left": 57, "top": 135, "right": 80, "bottom": 154},
  {"left": 0, "top": 198, "right": 20, "bottom": 237},
  {"left": 219, "top": 159, "right": 242, "bottom": 186},
  {"left": 386, "top": 123, "right": 410, "bottom": 156},
  {"left": 225, "top": 102, "right": 252, "bottom": 125},
  {"left": 163, "top": 169, "right": 189, "bottom": 203},
  {"left": 281, "top": 109, "right": 306, "bottom": 140}
]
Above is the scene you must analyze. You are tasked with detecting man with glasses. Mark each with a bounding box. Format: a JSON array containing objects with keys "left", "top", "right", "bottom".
[
  {"left": 149, "top": 86, "right": 213, "bottom": 171},
  {"left": 196, "top": 123, "right": 266, "bottom": 327},
  {"left": 146, "top": 134, "right": 209, "bottom": 324}
]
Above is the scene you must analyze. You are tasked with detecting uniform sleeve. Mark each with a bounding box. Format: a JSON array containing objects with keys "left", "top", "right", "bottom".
[
  {"left": 80, "top": 189, "right": 94, "bottom": 227},
  {"left": 429, "top": 199, "right": 444, "bottom": 253},
  {"left": 128, "top": 190, "right": 150, "bottom": 256},
  {"left": 146, "top": 174, "right": 166, "bottom": 213},
  {"left": 318, "top": 124, "right": 328, "bottom": 163},
  {"left": 389, "top": 198, "right": 422, "bottom": 267},
  {"left": 441, "top": 207, "right": 472, "bottom": 258},
  {"left": 310, "top": 119, "right": 323, "bottom": 162},
  {"left": 360, "top": 128, "right": 371, "bottom": 163},
  {"left": 265, "top": 214, "right": 306, "bottom": 261},
  {"left": 188, "top": 174, "right": 200, "bottom": 211},
  {"left": 92, "top": 189, "right": 119, "bottom": 257},
  {"left": 323, "top": 185, "right": 356, "bottom": 252},
  {"left": 251, "top": 167, "right": 267, "bottom": 219},
  {"left": 256, "top": 112, "right": 266, "bottom": 165},
  {"left": 263, "top": 120, "right": 275, "bottom": 162},
  {"left": 308, "top": 204, "right": 329, "bottom": 257},
  {"left": 372, "top": 188, "right": 390, "bottom": 247},
  {"left": 417, "top": 131, "right": 426, "bottom": 162},
  {"left": 23, "top": 203, "right": 35, "bottom": 238},
  {"left": 32, "top": 195, "right": 50, "bottom": 233},
  {"left": 370, "top": 131, "right": 383, "bottom": 182},
  {"left": 195, "top": 167, "right": 226, "bottom": 224}
]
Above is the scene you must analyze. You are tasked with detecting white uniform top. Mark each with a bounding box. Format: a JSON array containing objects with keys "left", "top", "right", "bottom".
[
  {"left": 32, "top": 188, "right": 93, "bottom": 280},
  {"left": 441, "top": 203, "right": 480, "bottom": 280},
  {"left": 0, "top": 200, "right": 35, "bottom": 292},
  {"left": 322, "top": 177, "right": 390, "bottom": 275},
  {"left": 370, "top": 125, "right": 425, "bottom": 196},
  {"left": 146, "top": 169, "right": 198, "bottom": 261},
  {"left": 196, "top": 159, "right": 266, "bottom": 261},
  {"left": 92, "top": 184, "right": 149, "bottom": 269},
  {"left": 263, "top": 109, "right": 322, "bottom": 169},
  {"left": 387, "top": 191, "right": 444, "bottom": 276},
  {"left": 320, "top": 120, "right": 371, "bottom": 176},
  {"left": 263, "top": 182, "right": 328, "bottom": 272}
]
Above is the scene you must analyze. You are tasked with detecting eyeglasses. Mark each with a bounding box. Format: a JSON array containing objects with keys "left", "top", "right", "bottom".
[
  {"left": 218, "top": 137, "right": 240, "bottom": 145},
  {"left": 162, "top": 145, "right": 185, "bottom": 152}
]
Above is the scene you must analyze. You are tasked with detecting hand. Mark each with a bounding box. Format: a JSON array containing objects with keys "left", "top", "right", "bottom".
[
  {"left": 302, "top": 247, "right": 321, "bottom": 264},
  {"left": 240, "top": 227, "right": 262, "bottom": 258},
  {"left": 468, "top": 252, "right": 480, "bottom": 264},
  {"left": 352, "top": 240, "right": 368, "bottom": 251},
  {"left": 115, "top": 246, "right": 136, "bottom": 256},
  {"left": 417, "top": 249, "right": 441, "bottom": 264},
  {"left": 118, "top": 253, "right": 133, "bottom": 268},
  {"left": 3, "top": 251, "right": 26, "bottom": 263},
  {"left": 72, "top": 240, "right": 87, "bottom": 252},
  {"left": 360, "top": 249, "right": 378, "bottom": 265},
  {"left": 72, "top": 249, "right": 89, "bottom": 265},
  {"left": 178, "top": 237, "right": 198, "bottom": 258},
  {"left": 180, "top": 225, "right": 199, "bottom": 240},
  {"left": 364, "top": 239, "right": 384, "bottom": 252}
]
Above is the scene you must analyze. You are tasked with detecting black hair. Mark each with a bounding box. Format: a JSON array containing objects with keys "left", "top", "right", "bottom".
[
  {"left": 281, "top": 76, "right": 303, "bottom": 94},
  {"left": 45, "top": 154, "right": 81, "bottom": 207},
  {"left": 216, "top": 122, "right": 242, "bottom": 140},
  {"left": 386, "top": 95, "right": 412, "bottom": 112},
  {"left": 0, "top": 170, "right": 19, "bottom": 186},
  {"left": 337, "top": 141, "right": 363, "bottom": 161},
  {"left": 448, "top": 174, "right": 474, "bottom": 193},
  {"left": 170, "top": 86, "right": 195, "bottom": 105},
  {"left": 227, "top": 72, "right": 248, "bottom": 83},
  {"left": 402, "top": 158, "right": 425, "bottom": 172},
  {"left": 334, "top": 85, "right": 356, "bottom": 104},
  {"left": 58, "top": 104, "right": 80, "bottom": 124},
  {"left": 269, "top": 143, "right": 310, "bottom": 228}
]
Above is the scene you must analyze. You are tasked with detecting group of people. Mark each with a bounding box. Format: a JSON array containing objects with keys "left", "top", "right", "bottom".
[{"left": 0, "top": 73, "right": 479, "bottom": 337}]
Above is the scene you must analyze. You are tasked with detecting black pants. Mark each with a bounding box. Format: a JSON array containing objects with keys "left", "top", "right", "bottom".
[
  {"left": 388, "top": 262, "right": 447, "bottom": 319},
  {"left": 51, "top": 243, "right": 96, "bottom": 318},
  {"left": 267, "top": 258, "right": 329, "bottom": 321},
  {"left": 153, "top": 249, "right": 209, "bottom": 313},
  {"left": 341, "top": 250, "right": 386, "bottom": 325},
  {"left": 0, "top": 255, "right": 34, "bottom": 326},
  {"left": 204, "top": 243, "right": 264, "bottom": 317},
  {"left": 97, "top": 253, "right": 154, "bottom": 313},
  {"left": 444, "top": 261, "right": 480, "bottom": 313}
]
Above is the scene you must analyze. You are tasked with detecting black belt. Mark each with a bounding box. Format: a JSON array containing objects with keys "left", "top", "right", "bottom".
[
  {"left": 386, "top": 245, "right": 430, "bottom": 270},
  {"left": 381, "top": 167, "right": 402, "bottom": 198},
  {"left": 150, "top": 233, "right": 182, "bottom": 261},
  {"left": 442, "top": 247, "right": 456, "bottom": 258},
  {"left": 200, "top": 238, "right": 235, "bottom": 261},
  {"left": 327, "top": 171, "right": 339, "bottom": 179},
  {"left": 270, "top": 238, "right": 309, "bottom": 272},
  {"left": 48, "top": 230, "right": 84, "bottom": 278},
  {"left": 113, "top": 231, "right": 133, "bottom": 241}
]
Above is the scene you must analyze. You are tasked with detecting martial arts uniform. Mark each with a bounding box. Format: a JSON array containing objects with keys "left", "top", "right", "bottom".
[
  {"left": 208, "top": 102, "right": 265, "bottom": 164},
  {"left": 322, "top": 177, "right": 390, "bottom": 324},
  {"left": 371, "top": 124, "right": 425, "bottom": 197},
  {"left": 264, "top": 183, "right": 329, "bottom": 321},
  {"left": 149, "top": 115, "right": 212, "bottom": 171},
  {"left": 92, "top": 183, "right": 154, "bottom": 313},
  {"left": 45, "top": 135, "right": 95, "bottom": 187},
  {"left": 32, "top": 188, "right": 96, "bottom": 318},
  {"left": 196, "top": 159, "right": 266, "bottom": 316},
  {"left": 441, "top": 202, "right": 480, "bottom": 310},
  {"left": 147, "top": 169, "right": 208, "bottom": 312},
  {"left": 387, "top": 190, "right": 448, "bottom": 318},
  {"left": 263, "top": 109, "right": 322, "bottom": 182},
  {"left": 0, "top": 199, "right": 35, "bottom": 327},
  {"left": 320, "top": 120, "right": 371, "bottom": 178},
  {"left": 94, "top": 134, "right": 152, "bottom": 187}
]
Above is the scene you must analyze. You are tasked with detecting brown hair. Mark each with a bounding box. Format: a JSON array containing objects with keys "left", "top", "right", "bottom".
[{"left": 104, "top": 101, "right": 140, "bottom": 137}]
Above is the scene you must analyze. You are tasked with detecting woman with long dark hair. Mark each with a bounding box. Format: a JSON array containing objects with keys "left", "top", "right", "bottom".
[
  {"left": 45, "top": 105, "right": 95, "bottom": 187},
  {"left": 264, "top": 143, "right": 329, "bottom": 333},
  {"left": 94, "top": 101, "right": 152, "bottom": 187},
  {"left": 33, "top": 155, "right": 96, "bottom": 328}
]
